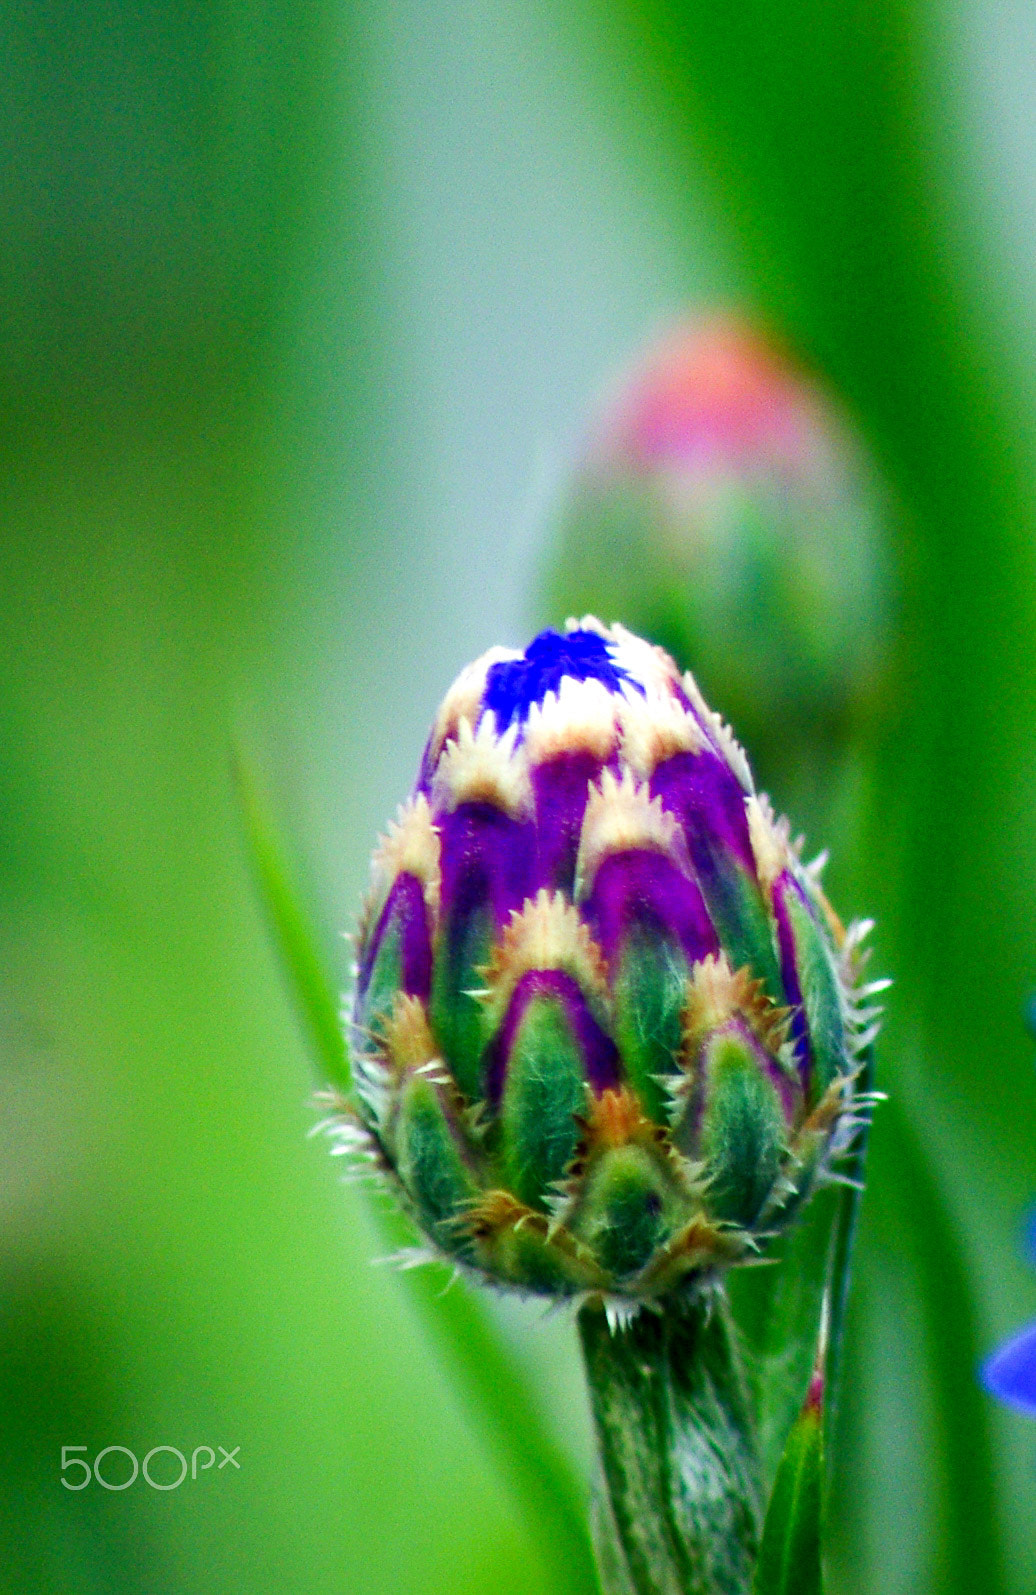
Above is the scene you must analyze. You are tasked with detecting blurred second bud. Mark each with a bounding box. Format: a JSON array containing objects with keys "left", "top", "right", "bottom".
[{"left": 542, "top": 317, "right": 893, "bottom": 802}]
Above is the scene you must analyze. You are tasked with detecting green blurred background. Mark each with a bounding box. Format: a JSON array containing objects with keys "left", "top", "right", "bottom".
[{"left": 4, "top": 2, "right": 1036, "bottom": 1592}]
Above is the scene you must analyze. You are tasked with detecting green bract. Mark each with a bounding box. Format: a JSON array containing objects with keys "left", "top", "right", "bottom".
[{"left": 331, "top": 620, "right": 880, "bottom": 1305}]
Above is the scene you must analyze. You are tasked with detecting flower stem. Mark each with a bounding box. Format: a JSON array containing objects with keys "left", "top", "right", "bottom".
[{"left": 579, "top": 1294, "right": 762, "bottom": 1595}]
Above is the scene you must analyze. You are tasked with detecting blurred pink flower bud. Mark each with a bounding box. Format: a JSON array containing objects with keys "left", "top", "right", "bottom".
[{"left": 543, "top": 316, "right": 893, "bottom": 801}]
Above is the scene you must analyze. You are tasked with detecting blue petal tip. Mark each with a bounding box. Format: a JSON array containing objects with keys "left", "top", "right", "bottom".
[{"left": 482, "top": 627, "right": 643, "bottom": 730}]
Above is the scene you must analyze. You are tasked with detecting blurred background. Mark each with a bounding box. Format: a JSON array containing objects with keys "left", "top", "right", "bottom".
[{"left": 4, "top": 1, "right": 1036, "bottom": 1591}]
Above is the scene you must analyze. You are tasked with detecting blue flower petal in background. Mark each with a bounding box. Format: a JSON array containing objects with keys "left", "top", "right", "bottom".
[{"left": 982, "top": 1323, "right": 1036, "bottom": 1416}]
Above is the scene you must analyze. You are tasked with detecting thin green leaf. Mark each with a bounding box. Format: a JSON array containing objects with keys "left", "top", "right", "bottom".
[
  {"left": 727, "top": 1184, "right": 835, "bottom": 1491},
  {"left": 754, "top": 1373, "right": 824, "bottom": 1595},
  {"left": 233, "top": 743, "right": 599, "bottom": 1595},
  {"left": 233, "top": 742, "right": 350, "bottom": 1092},
  {"left": 821, "top": 1045, "right": 875, "bottom": 1454}
]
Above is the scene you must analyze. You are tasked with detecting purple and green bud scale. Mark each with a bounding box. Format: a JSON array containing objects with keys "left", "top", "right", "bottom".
[{"left": 338, "top": 620, "right": 878, "bottom": 1305}]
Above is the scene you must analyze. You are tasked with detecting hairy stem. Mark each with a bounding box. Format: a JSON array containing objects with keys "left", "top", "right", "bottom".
[{"left": 579, "top": 1294, "right": 762, "bottom": 1595}]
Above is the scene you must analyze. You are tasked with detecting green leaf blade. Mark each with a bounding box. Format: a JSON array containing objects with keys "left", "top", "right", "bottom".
[
  {"left": 754, "top": 1378, "right": 824, "bottom": 1595},
  {"left": 233, "top": 741, "right": 351, "bottom": 1091}
]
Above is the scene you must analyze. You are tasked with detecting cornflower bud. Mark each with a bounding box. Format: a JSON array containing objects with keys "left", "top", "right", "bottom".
[
  {"left": 340, "top": 620, "right": 878, "bottom": 1305},
  {"left": 543, "top": 318, "right": 891, "bottom": 793}
]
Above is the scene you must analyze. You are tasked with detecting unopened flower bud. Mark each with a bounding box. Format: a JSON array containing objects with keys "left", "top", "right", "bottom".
[
  {"left": 341, "top": 621, "right": 878, "bottom": 1303},
  {"left": 543, "top": 318, "right": 892, "bottom": 800}
]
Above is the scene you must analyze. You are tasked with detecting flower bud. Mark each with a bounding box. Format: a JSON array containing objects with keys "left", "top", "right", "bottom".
[
  {"left": 542, "top": 318, "right": 892, "bottom": 797},
  {"left": 343, "top": 621, "right": 877, "bottom": 1303}
]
